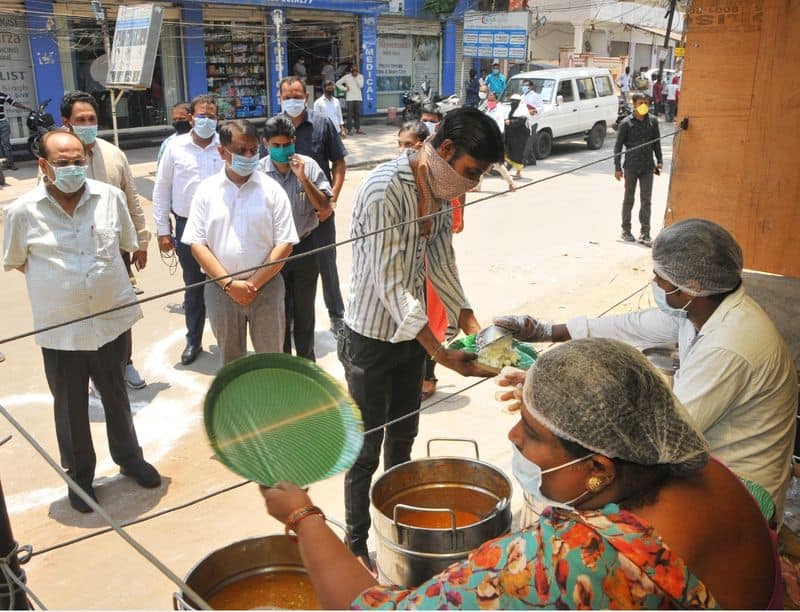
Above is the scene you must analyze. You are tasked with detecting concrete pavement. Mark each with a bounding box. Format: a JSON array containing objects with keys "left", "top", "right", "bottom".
[{"left": 0, "top": 123, "right": 677, "bottom": 608}]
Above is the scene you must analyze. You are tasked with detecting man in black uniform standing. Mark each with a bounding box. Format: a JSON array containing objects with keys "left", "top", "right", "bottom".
[{"left": 614, "top": 93, "right": 663, "bottom": 247}]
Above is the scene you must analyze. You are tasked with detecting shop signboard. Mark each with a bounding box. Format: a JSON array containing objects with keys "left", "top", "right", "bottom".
[
  {"left": 0, "top": 14, "right": 37, "bottom": 116},
  {"left": 361, "top": 15, "right": 378, "bottom": 114},
  {"left": 463, "top": 10, "right": 529, "bottom": 60},
  {"left": 377, "top": 35, "right": 412, "bottom": 93},
  {"left": 107, "top": 4, "right": 164, "bottom": 87}
]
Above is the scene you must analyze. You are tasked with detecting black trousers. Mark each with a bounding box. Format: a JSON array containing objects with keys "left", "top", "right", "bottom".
[
  {"left": 346, "top": 100, "right": 361, "bottom": 132},
  {"left": 621, "top": 168, "right": 654, "bottom": 236},
  {"left": 313, "top": 214, "right": 345, "bottom": 319},
  {"left": 42, "top": 333, "right": 143, "bottom": 489},
  {"left": 281, "top": 235, "right": 319, "bottom": 361},
  {"left": 338, "top": 326, "right": 426, "bottom": 553},
  {"left": 175, "top": 214, "right": 206, "bottom": 348}
]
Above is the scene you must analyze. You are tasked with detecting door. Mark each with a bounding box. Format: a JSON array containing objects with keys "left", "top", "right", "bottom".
[
  {"left": 575, "top": 75, "right": 600, "bottom": 131},
  {"left": 551, "top": 78, "right": 579, "bottom": 136}
]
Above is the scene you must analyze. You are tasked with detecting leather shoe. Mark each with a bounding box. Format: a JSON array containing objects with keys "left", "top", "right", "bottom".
[
  {"left": 181, "top": 343, "right": 201, "bottom": 365},
  {"left": 120, "top": 460, "right": 161, "bottom": 488},
  {"left": 68, "top": 484, "right": 98, "bottom": 513}
]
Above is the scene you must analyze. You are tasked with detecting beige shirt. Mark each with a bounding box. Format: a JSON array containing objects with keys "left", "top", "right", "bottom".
[
  {"left": 87, "top": 137, "right": 150, "bottom": 250},
  {"left": 2, "top": 179, "right": 143, "bottom": 350}
]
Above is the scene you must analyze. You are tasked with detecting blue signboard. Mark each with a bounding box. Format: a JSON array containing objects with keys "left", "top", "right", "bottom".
[
  {"left": 360, "top": 15, "right": 377, "bottom": 115},
  {"left": 463, "top": 11, "right": 528, "bottom": 61}
]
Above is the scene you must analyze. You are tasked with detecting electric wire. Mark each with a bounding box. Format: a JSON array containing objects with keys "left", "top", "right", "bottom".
[
  {"left": 0, "top": 404, "right": 213, "bottom": 610},
  {"left": 0, "top": 126, "right": 684, "bottom": 348}
]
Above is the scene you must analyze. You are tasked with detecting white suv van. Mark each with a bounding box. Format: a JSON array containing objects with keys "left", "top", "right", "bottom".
[{"left": 502, "top": 67, "right": 618, "bottom": 159}]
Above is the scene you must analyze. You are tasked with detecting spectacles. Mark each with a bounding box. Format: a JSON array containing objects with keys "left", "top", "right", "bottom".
[{"left": 47, "top": 159, "right": 88, "bottom": 168}]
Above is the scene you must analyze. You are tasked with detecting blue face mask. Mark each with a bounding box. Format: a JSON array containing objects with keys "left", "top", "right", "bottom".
[
  {"left": 492, "top": 68, "right": 500, "bottom": 75},
  {"left": 47, "top": 162, "right": 87, "bottom": 194},
  {"left": 193, "top": 116, "right": 217, "bottom": 139},
  {"left": 651, "top": 281, "right": 692, "bottom": 318},
  {"left": 269, "top": 144, "right": 295, "bottom": 164},
  {"left": 72, "top": 124, "right": 97, "bottom": 145},
  {"left": 228, "top": 152, "right": 259, "bottom": 177},
  {"left": 281, "top": 99, "right": 306, "bottom": 118},
  {"left": 521, "top": 85, "right": 530, "bottom": 94},
  {"left": 511, "top": 444, "right": 593, "bottom": 512}
]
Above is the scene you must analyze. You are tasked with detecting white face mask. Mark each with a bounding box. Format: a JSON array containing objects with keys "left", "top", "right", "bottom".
[
  {"left": 511, "top": 444, "right": 593, "bottom": 511},
  {"left": 281, "top": 98, "right": 306, "bottom": 118},
  {"left": 478, "top": 91, "right": 488, "bottom": 100}
]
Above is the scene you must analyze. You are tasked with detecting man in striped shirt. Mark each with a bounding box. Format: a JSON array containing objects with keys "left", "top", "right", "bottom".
[{"left": 338, "top": 107, "right": 505, "bottom": 567}]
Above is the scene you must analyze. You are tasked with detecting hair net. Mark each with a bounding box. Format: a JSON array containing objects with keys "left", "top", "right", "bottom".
[
  {"left": 652, "top": 218, "right": 743, "bottom": 297},
  {"left": 523, "top": 338, "right": 709, "bottom": 476}
]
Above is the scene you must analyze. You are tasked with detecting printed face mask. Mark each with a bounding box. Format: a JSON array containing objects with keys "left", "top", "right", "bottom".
[
  {"left": 72, "top": 124, "right": 98, "bottom": 145},
  {"left": 193, "top": 116, "right": 218, "bottom": 139},
  {"left": 421, "top": 141, "right": 479, "bottom": 201},
  {"left": 512, "top": 444, "right": 593, "bottom": 511}
]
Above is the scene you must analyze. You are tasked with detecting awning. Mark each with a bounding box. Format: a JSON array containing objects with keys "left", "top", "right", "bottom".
[{"left": 628, "top": 24, "right": 683, "bottom": 43}]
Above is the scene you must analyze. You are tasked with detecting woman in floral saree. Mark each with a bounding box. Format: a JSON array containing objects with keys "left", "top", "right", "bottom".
[{"left": 262, "top": 338, "right": 780, "bottom": 609}]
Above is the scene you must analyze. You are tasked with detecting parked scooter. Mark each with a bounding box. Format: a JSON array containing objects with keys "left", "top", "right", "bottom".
[
  {"left": 435, "top": 94, "right": 460, "bottom": 116},
  {"left": 613, "top": 96, "right": 632, "bottom": 131},
  {"left": 27, "top": 99, "right": 56, "bottom": 157}
]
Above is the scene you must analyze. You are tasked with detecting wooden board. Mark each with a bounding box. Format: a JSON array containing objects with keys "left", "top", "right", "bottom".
[{"left": 666, "top": 0, "right": 800, "bottom": 278}]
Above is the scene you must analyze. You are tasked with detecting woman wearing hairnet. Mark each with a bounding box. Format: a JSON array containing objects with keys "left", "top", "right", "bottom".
[
  {"left": 261, "top": 338, "right": 780, "bottom": 609},
  {"left": 495, "top": 218, "right": 797, "bottom": 526}
]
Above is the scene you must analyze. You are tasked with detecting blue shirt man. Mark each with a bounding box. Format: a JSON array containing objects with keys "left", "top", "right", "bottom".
[{"left": 485, "top": 63, "right": 506, "bottom": 97}]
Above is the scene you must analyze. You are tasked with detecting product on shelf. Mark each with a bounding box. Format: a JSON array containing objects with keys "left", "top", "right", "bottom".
[{"left": 205, "top": 26, "right": 267, "bottom": 119}]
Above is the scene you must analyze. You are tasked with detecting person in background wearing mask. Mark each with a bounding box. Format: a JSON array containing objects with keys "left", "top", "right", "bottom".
[
  {"left": 520, "top": 79, "right": 543, "bottom": 167},
  {"left": 337, "top": 107, "right": 504, "bottom": 569},
  {"left": 613, "top": 93, "right": 662, "bottom": 246},
  {"left": 313, "top": 80, "right": 346, "bottom": 139},
  {"left": 293, "top": 56, "right": 307, "bottom": 83},
  {"left": 420, "top": 103, "right": 442, "bottom": 136},
  {"left": 259, "top": 116, "right": 333, "bottom": 362},
  {"left": 60, "top": 91, "right": 150, "bottom": 389},
  {"left": 157, "top": 101, "right": 191, "bottom": 164},
  {"left": 504, "top": 93, "right": 529, "bottom": 180},
  {"left": 3, "top": 130, "right": 161, "bottom": 513},
  {"left": 396, "top": 120, "right": 428, "bottom": 151},
  {"left": 181, "top": 120, "right": 298, "bottom": 367},
  {"left": 336, "top": 64, "right": 365, "bottom": 135},
  {"left": 261, "top": 338, "right": 779, "bottom": 609},
  {"left": 153, "top": 94, "right": 223, "bottom": 366},
  {"left": 485, "top": 61, "right": 506, "bottom": 97},
  {"left": 495, "top": 218, "right": 798, "bottom": 527},
  {"left": 476, "top": 91, "right": 515, "bottom": 192},
  {"left": 476, "top": 83, "right": 490, "bottom": 111},
  {"left": 464, "top": 68, "right": 481, "bottom": 108},
  {"left": 275, "top": 76, "right": 349, "bottom": 338}
]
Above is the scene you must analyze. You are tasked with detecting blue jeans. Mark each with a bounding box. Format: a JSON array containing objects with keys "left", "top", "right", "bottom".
[{"left": 174, "top": 214, "right": 206, "bottom": 348}]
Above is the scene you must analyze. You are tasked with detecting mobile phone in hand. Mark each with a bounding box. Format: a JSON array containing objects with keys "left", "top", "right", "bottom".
[{"left": 654, "top": 166, "right": 661, "bottom": 176}]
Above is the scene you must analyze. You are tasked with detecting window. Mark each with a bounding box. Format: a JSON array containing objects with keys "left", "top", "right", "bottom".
[
  {"left": 594, "top": 75, "right": 614, "bottom": 97},
  {"left": 502, "top": 78, "right": 555, "bottom": 103},
  {"left": 556, "top": 79, "right": 575, "bottom": 102},
  {"left": 576, "top": 77, "right": 597, "bottom": 100}
]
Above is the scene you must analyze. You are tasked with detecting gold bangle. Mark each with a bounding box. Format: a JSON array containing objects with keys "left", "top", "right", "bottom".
[
  {"left": 430, "top": 344, "right": 444, "bottom": 362},
  {"left": 285, "top": 505, "right": 325, "bottom": 541}
]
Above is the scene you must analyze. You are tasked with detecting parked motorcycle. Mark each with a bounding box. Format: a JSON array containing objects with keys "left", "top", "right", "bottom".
[
  {"left": 613, "top": 96, "right": 632, "bottom": 131},
  {"left": 401, "top": 90, "right": 424, "bottom": 121},
  {"left": 435, "top": 94, "right": 460, "bottom": 116},
  {"left": 27, "top": 99, "right": 56, "bottom": 158}
]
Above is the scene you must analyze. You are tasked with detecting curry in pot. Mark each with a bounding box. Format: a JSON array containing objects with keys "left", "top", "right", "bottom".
[{"left": 207, "top": 570, "right": 320, "bottom": 610}]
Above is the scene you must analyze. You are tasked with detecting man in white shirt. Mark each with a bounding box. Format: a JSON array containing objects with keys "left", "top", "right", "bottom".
[
  {"left": 665, "top": 76, "right": 680, "bottom": 123},
  {"left": 3, "top": 130, "right": 161, "bottom": 513},
  {"left": 313, "top": 80, "right": 346, "bottom": 138},
  {"left": 157, "top": 101, "right": 192, "bottom": 164},
  {"left": 153, "top": 94, "right": 223, "bottom": 365},
  {"left": 495, "top": 218, "right": 797, "bottom": 523},
  {"left": 182, "top": 120, "right": 298, "bottom": 367},
  {"left": 61, "top": 91, "right": 150, "bottom": 388},
  {"left": 339, "top": 108, "right": 505, "bottom": 567},
  {"left": 617, "top": 66, "right": 632, "bottom": 102},
  {"left": 259, "top": 115, "right": 333, "bottom": 362},
  {"left": 336, "top": 65, "right": 365, "bottom": 135}
]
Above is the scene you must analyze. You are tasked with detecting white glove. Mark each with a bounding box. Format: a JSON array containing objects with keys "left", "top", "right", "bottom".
[{"left": 493, "top": 315, "right": 553, "bottom": 342}]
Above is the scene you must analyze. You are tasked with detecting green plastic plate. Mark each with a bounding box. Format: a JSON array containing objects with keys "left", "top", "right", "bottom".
[
  {"left": 204, "top": 353, "right": 363, "bottom": 487},
  {"left": 448, "top": 334, "right": 538, "bottom": 373}
]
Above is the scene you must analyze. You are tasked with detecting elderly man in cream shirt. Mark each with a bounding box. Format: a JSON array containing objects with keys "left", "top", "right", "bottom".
[{"left": 496, "top": 218, "right": 797, "bottom": 525}]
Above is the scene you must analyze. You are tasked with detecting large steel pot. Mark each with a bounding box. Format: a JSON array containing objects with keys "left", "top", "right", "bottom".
[
  {"left": 173, "top": 535, "right": 310, "bottom": 610},
  {"left": 643, "top": 346, "right": 680, "bottom": 389},
  {"left": 371, "top": 439, "right": 512, "bottom": 587}
]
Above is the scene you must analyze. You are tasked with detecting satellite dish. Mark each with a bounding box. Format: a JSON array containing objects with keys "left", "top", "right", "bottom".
[{"left": 90, "top": 54, "right": 109, "bottom": 85}]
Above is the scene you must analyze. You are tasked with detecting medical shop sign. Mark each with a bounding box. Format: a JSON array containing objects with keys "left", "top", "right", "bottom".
[{"left": 463, "top": 11, "right": 529, "bottom": 60}]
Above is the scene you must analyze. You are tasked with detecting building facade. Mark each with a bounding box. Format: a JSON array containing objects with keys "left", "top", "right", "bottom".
[{"left": 1, "top": 0, "right": 472, "bottom": 142}]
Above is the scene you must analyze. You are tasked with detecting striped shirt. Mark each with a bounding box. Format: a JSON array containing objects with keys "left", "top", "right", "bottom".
[{"left": 344, "top": 152, "right": 470, "bottom": 343}]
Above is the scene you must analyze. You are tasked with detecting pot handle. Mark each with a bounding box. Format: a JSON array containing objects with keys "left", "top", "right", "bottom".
[
  {"left": 426, "top": 438, "right": 480, "bottom": 460},
  {"left": 393, "top": 503, "right": 457, "bottom": 533},
  {"left": 173, "top": 592, "right": 193, "bottom": 610}
]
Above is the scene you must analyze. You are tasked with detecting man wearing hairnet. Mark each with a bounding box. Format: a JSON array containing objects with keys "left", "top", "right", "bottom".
[{"left": 496, "top": 218, "right": 798, "bottom": 524}]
